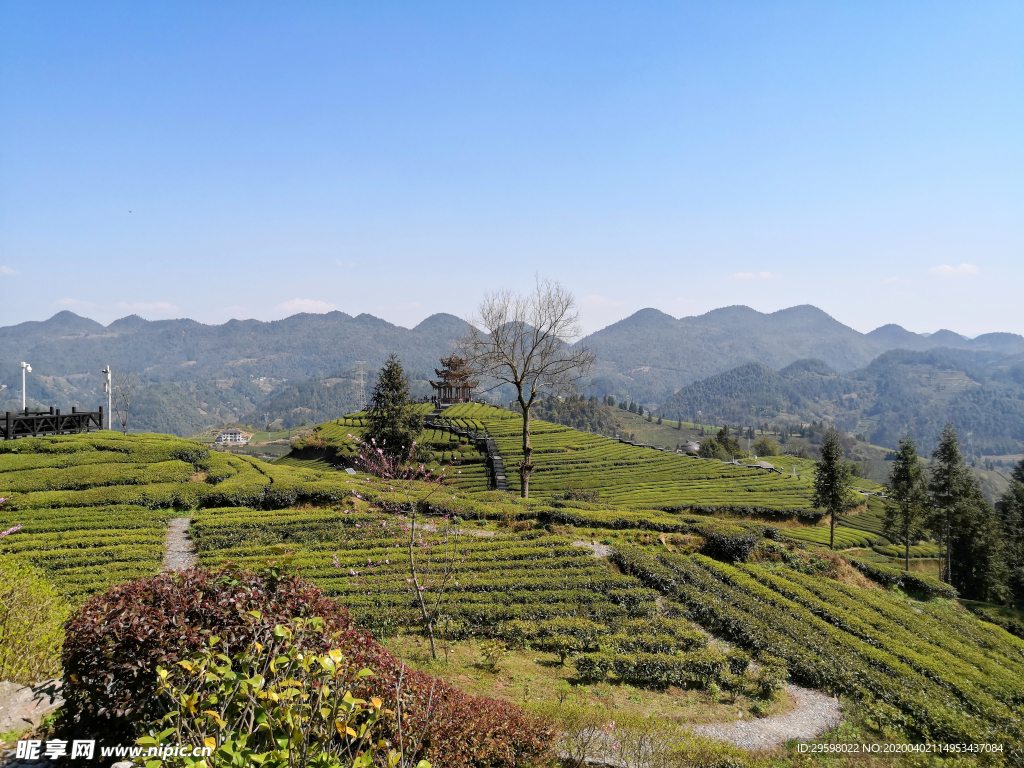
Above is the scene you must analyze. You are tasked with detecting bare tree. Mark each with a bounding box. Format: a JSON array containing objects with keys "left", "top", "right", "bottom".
[
  {"left": 352, "top": 435, "right": 460, "bottom": 661},
  {"left": 112, "top": 370, "right": 140, "bottom": 436},
  {"left": 459, "top": 278, "right": 596, "bottom": 498}
]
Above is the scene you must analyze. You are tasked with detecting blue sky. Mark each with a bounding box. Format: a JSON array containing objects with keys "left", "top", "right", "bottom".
[{"left": 1, "top": 2, "right": 1021, "bottom": 336}]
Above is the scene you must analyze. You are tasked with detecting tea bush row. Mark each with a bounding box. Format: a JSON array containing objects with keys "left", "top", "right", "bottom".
[
  {"left": 0, "top": 503, "right": 174, "bottom": 597},
  {"left": 612, "top": 545, "right": 1024, "bottom": 752}
]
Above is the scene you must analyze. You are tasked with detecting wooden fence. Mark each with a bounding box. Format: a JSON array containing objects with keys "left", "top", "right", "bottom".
[{"left": 1, "top": 407, "right": 104, "bottom": 440}]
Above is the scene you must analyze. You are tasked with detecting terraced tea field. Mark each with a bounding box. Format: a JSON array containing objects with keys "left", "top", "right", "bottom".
[
  {"left": 3, "top": 429, "right": 1021, "bottom": 759},
  {"left": 444, "top": 404, "right": 832, "bottom": 514},
  {"left": 190, "top": 505, "right": 656, "bottom": 631},
  {"left": 0, "top": 431, "right": 370, "bottom": 597},
  {"left": 615, "top": 546, "right": 1024, "bottom": 750}
]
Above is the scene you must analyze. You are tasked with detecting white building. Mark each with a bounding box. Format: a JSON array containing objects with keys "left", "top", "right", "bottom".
[{"left": 216, "top": 429, "right": 249, "bottom": 445}]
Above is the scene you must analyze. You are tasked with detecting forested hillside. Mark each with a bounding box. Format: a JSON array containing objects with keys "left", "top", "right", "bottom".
[
  {"left": 584, "top": 305, "right": 1024, "bottom": 404},
  {"left": 4, "top": 306, "right": 1024, "bottom": 440},
  {"left": 0, "top": 310, "right": 467, "bottom": 433},
  {"left": 656, "top": 348, "right": 1024, "bottom": 456}
]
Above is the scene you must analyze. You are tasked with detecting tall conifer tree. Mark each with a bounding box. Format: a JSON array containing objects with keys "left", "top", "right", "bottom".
[
  {"left": 997, "top": 459, "right": 1024, "bottom": 607},
  {"left": 928, "top": 423, "right": 969, "bottom": 584},
  {"left": 364, "top": 353, "right": 424, "bottom": 462},
  {"left": 928, "top": 422, "right": 1007, "bottom": 599},
  {"left": 813, "top": 426, "right": 854, "bottom": 550},
  {"left": 884, "top": 434, "right": 927, "bottom": 571}
]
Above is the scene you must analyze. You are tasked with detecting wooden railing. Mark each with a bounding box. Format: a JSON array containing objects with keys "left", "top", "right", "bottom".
[{"left": 1, "top": 406, "right": 104, "bottom": 440}]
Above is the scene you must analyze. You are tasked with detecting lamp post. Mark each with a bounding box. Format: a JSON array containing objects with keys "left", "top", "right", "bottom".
[
  {"left": 20, "top": 362, "right": 32, "bottom": 411},
  {"left": 101, "top": 365, "right": 112, "bottom": 430}
]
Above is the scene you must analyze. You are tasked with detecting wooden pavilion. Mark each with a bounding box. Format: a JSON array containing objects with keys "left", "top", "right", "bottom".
[{"left": 430, "top": 354, "right": 477, "bottom": 404}]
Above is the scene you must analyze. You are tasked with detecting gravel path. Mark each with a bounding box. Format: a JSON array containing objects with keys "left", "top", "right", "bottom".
[
  {"left": 572, "top": 540, "right": 614, "bottom": 558},
  {"left": 689, "top": 685, "right": 842, "bottom": 750},
  {"left": 161, "top": 516, "right": 197, "bottom": 572}
]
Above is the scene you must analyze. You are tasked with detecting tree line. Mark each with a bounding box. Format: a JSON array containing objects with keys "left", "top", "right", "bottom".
[{"left": 814, "top": 422, "right": 1024, "bottom": 608}]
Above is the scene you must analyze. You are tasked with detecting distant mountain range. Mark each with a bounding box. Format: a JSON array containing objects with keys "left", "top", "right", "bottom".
[
  {"left": 1, "top": 305, "right": 1022, "bottom": 440},
  {"left": 655, "top": 348, "right": 1024, "bottom": 456},
  {"left": 584, "top": 305, "right": 1024, "bottom": 405},
  {"left": 0, "top": 310, "right": 469, "bottom": 433}
]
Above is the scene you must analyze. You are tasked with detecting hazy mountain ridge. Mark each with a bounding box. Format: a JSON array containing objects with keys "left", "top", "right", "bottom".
[
  {"left": 0, "top": 310, "right": 470, "bottom": 432},
  {"left": 584, "top": 305, "right": 1024, "bottom": 405},
  {"left": 655, "top": 347, "right": 1024, "bottom": 456},
  {"left": 2, "top": 306, "right": 1023, "bottom": 437}
]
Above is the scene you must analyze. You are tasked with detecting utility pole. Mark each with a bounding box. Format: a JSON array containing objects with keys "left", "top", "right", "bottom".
[
  {"left": 21, "top": 362, "right": 32, "bottom": 411},
  {"left": 101, "top": 365, "right": 112, "bottom": 430},
  {"left": 355, "top": 361, "right": 367, "bottom": 411}
]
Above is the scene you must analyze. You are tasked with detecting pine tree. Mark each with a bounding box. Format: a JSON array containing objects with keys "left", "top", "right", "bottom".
[
  {"left": 813, "top": 426, "right": 854, "bottom": 550},
  {"left": 928, "top": 422, "right": 1007, "bottom": 600},
  {"left": 364, "top": 353, "right": 424, "bottom": 462},
  {"left": 997, "top": 460, "right": 1024, "bottom": 607},
  {"left": 884, "top": 435, "right": 927, "bottom": 571},
  {"left": 928, "top": 423, "right": 970, "bottom": 584}
]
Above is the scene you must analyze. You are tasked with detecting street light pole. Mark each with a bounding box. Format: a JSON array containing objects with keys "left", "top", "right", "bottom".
[
  {"left": 101, "top": 365, "right": 112, "bottom": 430},
  {"left": 21, "top": 362, "right": 32, "bottom": 411}
]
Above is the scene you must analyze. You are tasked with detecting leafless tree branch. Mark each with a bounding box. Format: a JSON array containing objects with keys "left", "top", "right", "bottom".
[
  {"left": 112, "top": 370, "right": 139, "bottom": 436},
  {"left": 458, "top": 277, "right": 595, "bottom": 497}
]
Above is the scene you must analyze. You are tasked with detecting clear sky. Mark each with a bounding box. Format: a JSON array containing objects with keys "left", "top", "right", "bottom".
[{"left": 1, "top": 2, "right": 1021, "bottom": 337}]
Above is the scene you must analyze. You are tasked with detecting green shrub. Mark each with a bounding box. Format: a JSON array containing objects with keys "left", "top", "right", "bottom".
[
  {"left": 849, "top": 558, "right": 958, "bottom": 599},
  {"left": 140, "top": 618, "right": 416, "bottom": 768},
  {"left": 725, "top": 649, "right": 750, "bottom": 676},
  {"left": 0, "top": 559, "right": 67, "bottom": 685},
  {"left": 479, "top": 638, "right": 509, "bottom": 671},
  {"left": 756, "top": 654, "right": 787, "bottom": 698}
]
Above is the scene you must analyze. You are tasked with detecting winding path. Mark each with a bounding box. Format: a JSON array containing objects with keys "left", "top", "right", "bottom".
[
  {"left": 690, "top": 685, "right": 843, "bottom": 750},
  {"left": 161, "top": 516, "right": 197, "bottom": 572}
]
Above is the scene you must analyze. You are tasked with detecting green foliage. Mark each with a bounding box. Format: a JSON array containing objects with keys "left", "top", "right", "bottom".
[
  {"left": 998, "top": 470, "right": 1024, "bottom": 608},
  {"left": 962, "top": 600, "right": 1024, "bottom": 640},
  {"left": 751, "top": 436, "right": 781, "bottom": 457},
  {"left": 0, "top": 559, "right": 67, "bottom": 685},
  {"left": 929, "top": 423, "right": 1008, "bottom": 601},
  {"left": 364, "top": 354, "right": 424, "bottom": 461},
  {"left": 697, "top": 437, "right": 730, "bottom": 461},
  {"left": 575, "top": 648, "right": 727, "bottom": 689},
  {"left": 725, "top": 649, "right": 750, "bottom": 676},
  {"left": 848, "top": 558, "right": 958, "bottom": 599},
  {"left": 755, "top": 654, "right": 787, "bottom": 698},
  {"left": 479, "top": 638, "right": 509, "bottom": 672},
  {"left": 140, "top": 618, "right": 415, "bottom": 768},
  {"left": 813, "top": 426, "right": 855, "bottom": 550}
]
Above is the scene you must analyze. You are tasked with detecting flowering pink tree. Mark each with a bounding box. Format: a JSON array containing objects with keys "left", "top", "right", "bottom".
[
  {"left": 0, "top": 497, "right": 20, "bottom": 546},
  {"left": 352, "top": 436, "right": 461, "bottom": 660}
]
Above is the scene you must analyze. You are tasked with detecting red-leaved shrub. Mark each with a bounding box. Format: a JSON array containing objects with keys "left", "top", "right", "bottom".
[{"left": 60, "top": 567, "right": 553, "bottom": 767}]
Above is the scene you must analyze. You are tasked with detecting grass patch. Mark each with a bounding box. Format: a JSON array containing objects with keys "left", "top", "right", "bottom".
[{"left": 384, "top": 635, "right": 789, "bottom": 727}]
